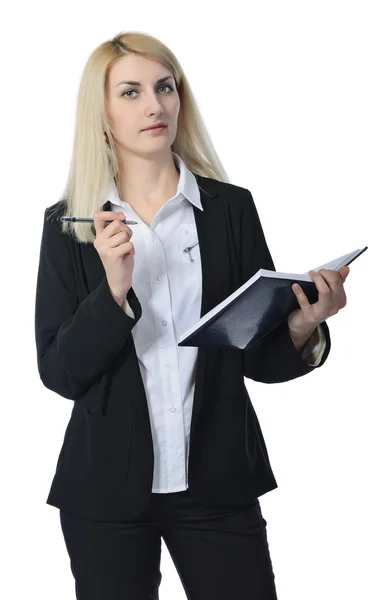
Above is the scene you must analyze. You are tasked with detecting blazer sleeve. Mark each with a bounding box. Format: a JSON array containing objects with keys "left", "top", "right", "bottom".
[
  {"left": 34, "top": 208, "right": 142, "bottom": 402},
  {"left": 240, "top": 189, "right": 331, "bottom": 384}
]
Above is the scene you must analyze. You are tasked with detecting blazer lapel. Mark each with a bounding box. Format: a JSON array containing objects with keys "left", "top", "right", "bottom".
[{"left": 189, "top": 175, "right": 228, "bottom": 431}]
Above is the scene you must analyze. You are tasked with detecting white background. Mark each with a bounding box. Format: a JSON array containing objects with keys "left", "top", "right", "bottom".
[{"left": 1, "top": 1, "right": 383, "bottom": 598}]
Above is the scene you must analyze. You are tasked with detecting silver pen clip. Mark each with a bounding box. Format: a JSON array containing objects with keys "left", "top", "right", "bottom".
[{"left": 183, "top": 241, "right": 199, "bottom": 262}]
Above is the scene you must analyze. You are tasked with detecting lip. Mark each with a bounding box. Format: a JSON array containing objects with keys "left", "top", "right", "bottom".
[{"left": 141, "top": 124, "right": 167, "bottom": 131}]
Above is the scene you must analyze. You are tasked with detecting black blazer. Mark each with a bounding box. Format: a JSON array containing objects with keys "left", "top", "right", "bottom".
[{"left": 35, "top": 174, "right": 331, "bottom": 521}]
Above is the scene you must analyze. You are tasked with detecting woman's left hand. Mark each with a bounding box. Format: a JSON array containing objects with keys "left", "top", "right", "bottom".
[{"left": 287, "top": 266, "right": 350, "bottom": 337}]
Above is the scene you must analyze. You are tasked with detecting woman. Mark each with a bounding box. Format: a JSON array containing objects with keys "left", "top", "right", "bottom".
[{"left": 34, "top": 31, "right": 349, "bottom": 600}]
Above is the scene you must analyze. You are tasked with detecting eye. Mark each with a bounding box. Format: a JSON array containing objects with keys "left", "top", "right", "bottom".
[
  {"left": 122, "top": 84, "right": 174, "bottom": 99},
  {"left": 159, "top": 84, "right": 174, "bottom": 93}
]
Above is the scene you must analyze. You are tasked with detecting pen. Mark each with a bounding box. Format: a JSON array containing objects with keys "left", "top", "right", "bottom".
[{"left": 58, "top": 217, "right": 139, "bottom": 225}]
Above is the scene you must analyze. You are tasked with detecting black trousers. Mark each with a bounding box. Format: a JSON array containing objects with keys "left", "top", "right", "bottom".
[{"left": 59, "top": 489, "right": 278, "bottom": 600}]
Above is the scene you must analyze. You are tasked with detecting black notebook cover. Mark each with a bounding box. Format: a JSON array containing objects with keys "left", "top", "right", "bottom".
[{"left": 178, "top": 246, "right": 368, "bottom": 351}]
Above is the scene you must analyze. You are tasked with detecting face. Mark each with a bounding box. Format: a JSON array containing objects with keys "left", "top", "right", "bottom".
[{"left": 105, "top": 54, "right": 180, "bottom": 157}]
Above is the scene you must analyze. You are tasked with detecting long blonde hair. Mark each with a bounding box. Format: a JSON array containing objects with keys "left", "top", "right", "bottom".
[{"left": 55, "top": 31, "right": 230, "bottom": 244}]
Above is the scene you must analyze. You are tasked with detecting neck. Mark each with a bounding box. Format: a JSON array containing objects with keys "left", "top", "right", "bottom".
[{"left": 115, "top": 151, "right": 180, "bottom": 206}]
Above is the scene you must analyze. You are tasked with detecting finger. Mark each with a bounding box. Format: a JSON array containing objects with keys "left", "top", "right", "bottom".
[
  {"left": 338, "top": 266, "right": 350, "bottom": 282},
  {"left": 316, "top": 269, "right": 343, "bottom": 293},
  {"left": 113, "top": 240, "right": 135, "bottom": 258},
  {"left": 105, "top": 221, "right": 133, "bottom": 241},
  {"left": 292, "top": 282, "right": 311, "bottom": 311},
  {"left": 93, "top": 211, "right": 125, "bottom": 235},
  {"left": 335, "top": 268, "right": 349, "bottom": 306},
  {"left": 304, "top": 270, "right": 333, "bottom": 318},
  {"left": 309, "top": 270, "right": 333, "bottom": 295},
  {"left": 313, "top": 269, "right": 347, "bottom": 312},
  {"left": 102, "top": 221, "right": 134, "bottom": 253},
  {"left": 108, "top": 228, "right": 132, "bottom": 248}
]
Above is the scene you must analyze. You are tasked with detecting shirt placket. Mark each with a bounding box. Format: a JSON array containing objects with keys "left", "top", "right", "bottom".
[{"left": 147, "top": 226, "right": 187, "bottom": 488}]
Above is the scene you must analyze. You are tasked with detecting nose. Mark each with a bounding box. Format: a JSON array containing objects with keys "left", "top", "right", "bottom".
[{"left": 144, "top": 91, "right": 164, "bottom": 114}]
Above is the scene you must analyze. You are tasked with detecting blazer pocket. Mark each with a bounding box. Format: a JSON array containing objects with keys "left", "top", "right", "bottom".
[
  {"left": 86, "top": 413, "right": 132, "bottom": 498},
  {"left": 197, "top": 401, "right": 258, "bottom": 482}
]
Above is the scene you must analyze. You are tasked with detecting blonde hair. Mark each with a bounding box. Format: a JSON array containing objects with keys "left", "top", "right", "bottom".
[{"left": 55, "top": 31, "right": 230, "bottom": 244}]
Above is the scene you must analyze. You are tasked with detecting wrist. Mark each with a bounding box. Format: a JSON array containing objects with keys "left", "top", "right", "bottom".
[
  {"left": 288, "top": 325, "right": 318, "bottom": 352},
  {"left": 108, "top": 286, "right": 126, "bottom": 307}
]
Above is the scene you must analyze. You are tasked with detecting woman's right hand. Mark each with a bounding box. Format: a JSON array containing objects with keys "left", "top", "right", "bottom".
[{"left": 93, "top": 211, "right": 135, "bottom": 304}]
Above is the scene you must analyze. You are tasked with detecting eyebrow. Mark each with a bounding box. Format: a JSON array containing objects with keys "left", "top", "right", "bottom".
[{"left": 116, "top": 75, "right": 174, "bottom": 87}]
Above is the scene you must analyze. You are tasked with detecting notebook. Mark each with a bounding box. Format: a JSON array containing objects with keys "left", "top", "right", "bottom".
[{"left": 177, "top": 246, "right": 368, "bottom": 350}]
